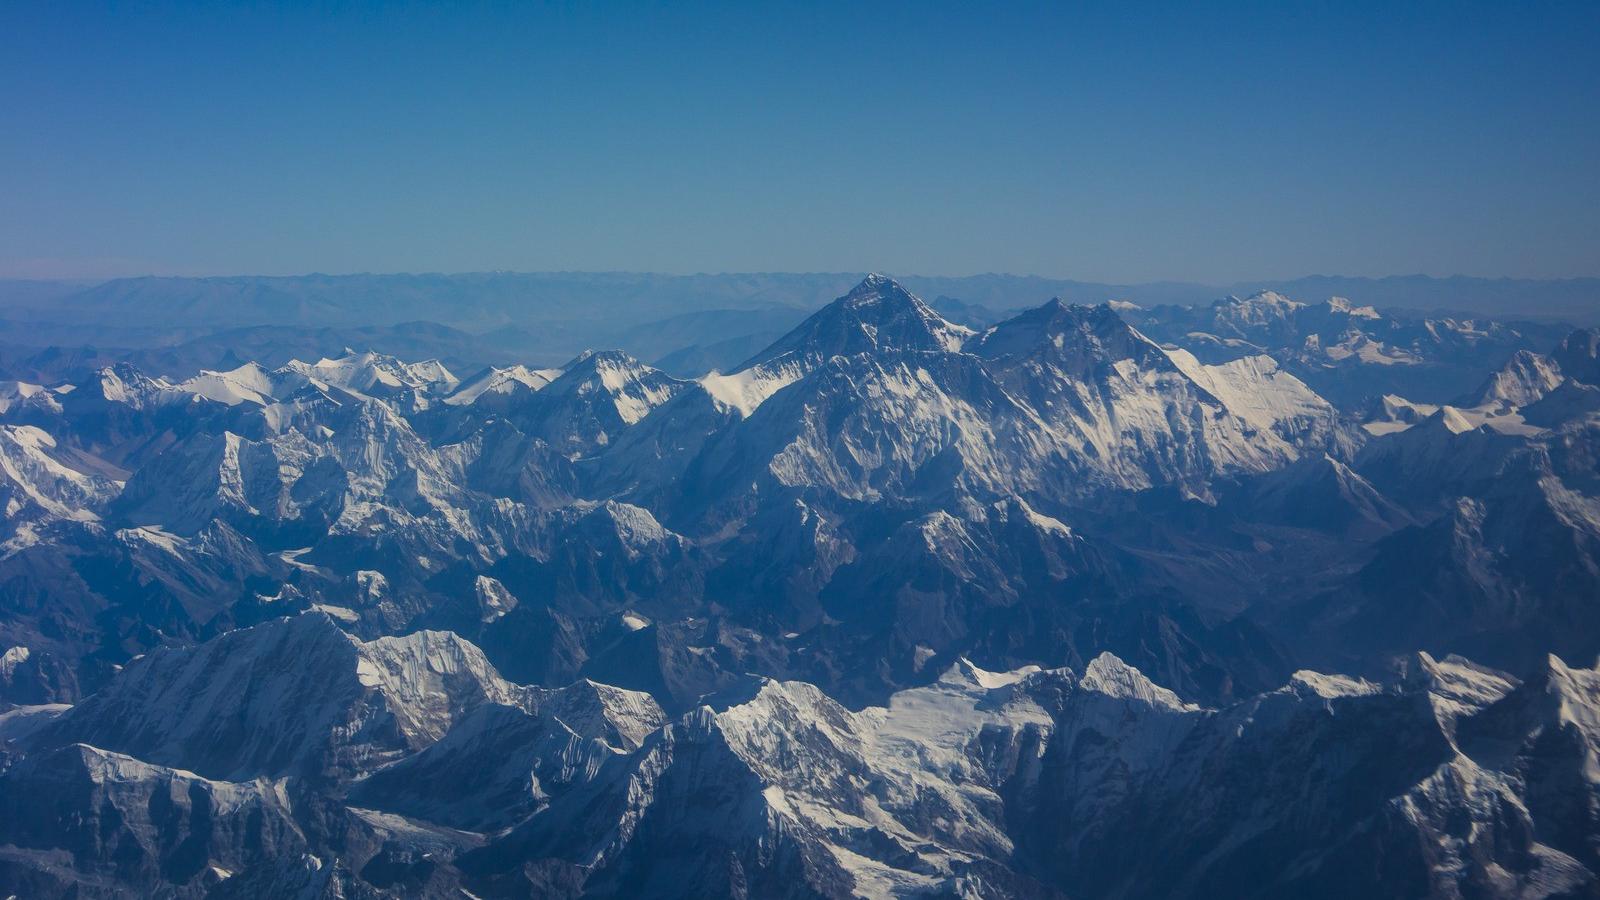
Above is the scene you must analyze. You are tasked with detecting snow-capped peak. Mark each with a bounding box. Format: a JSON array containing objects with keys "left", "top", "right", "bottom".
[
  {"left": 684, "top": 276, "right": 976, "bottom": 418},
  {"left": 1081, "top": 651, "right": 1197, "bottom": 708},
  {"left": 90, "top": 363, "right": 179, "bottom": 408},
  {"left": 1240, "top": 290, "right": 1305, "bottom": 309},
  {"left": 175, "top": 362, "right": 279, "bottom": 406},
  {"left": 444, "top": 364, "right": 563, "bottom": 406},
  {"left": 1464, "top": 350, "right": 1564, "bottom": 410},
  {"left": 278, "top": 350, "right": 458, "bottom": 397},
  {"left": 35, "top": 612, "right": 527, "bottom": 781},
  {"left": 1326, "top": 296, "right": 1381, "bottom": 318},
  {"left": 734, "top": 275, "right": 972, "bottom": 373},
  {"left": 969, "top": 298, "right": 1168, "bottom": 373},
  {"left": 541, "top": 350, "right": 688, "bottom": 426}
]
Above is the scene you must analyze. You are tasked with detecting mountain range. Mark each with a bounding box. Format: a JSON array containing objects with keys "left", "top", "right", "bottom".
[{"left": 0, "top": 275, "right": 1598, "bottom": 897}]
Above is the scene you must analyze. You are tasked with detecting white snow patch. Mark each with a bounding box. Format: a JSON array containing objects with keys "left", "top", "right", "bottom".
[
  {"left": 699, "top": 367, "right": 799, "bottom": 417},
  {"left": 312, "top": 604, "right": 360, "bottom": 624}
]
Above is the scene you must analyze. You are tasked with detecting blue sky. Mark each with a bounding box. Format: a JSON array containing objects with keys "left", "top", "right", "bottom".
[{"left": 2, "top": 1, "right": 1596, "bottom": 282}]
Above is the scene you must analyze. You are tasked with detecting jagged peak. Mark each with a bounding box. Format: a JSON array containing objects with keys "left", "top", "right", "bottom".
[
  {"left": 32, "top": 611, "right": 533, "bottom": 783},
  {"left": 1249, "top": 451, "right": 1377, "bottom": 505},
  {"left": 1434, "top": 405, "right": 1478, "bottom": 434},
  {"left": 1026, "top": 296, "right": 1125, "bottom": 324},
  {"left": 990, "top": 494, "right": 1074, "bottom": 537},
  {"left": 841, "top": 272, "right": 912, "bottom": 302},
  {"left": 281, "top": 610, "right": 366, "bottom": 648},
  {"left": 1461, "top": 652, "right": 1600, "bottom": 751},
  {"left": 733, "top": 275, "right": 970, "bottom": 373},
  {"left": 527, "top": 351, "right": 688, "bottom": 429},
  {"left": 1529, "top": 655, "right": 1600, "bottom": 729},
  {"left": 938, "top": 657, "right": 1041, "bottom": 692},
  {"left": 1326, "top": 295, "right": 1381, "bottom": 318},
  {"left": 563, "top": 348, "right": 643, "bottom": 370},
  {"left": 1523, "top": 646, "right": 1600, "bottom": 688},
  {"left": 1039, "top": 295, "right": 1111, "bottom": 316},
  {"left": 426, "top": 699, "right": 541, "bottom": 741},
  {"left": 443, "top": 363, "right": 561, "bottom": 406},
  {"left": 99, "top": 360, "right": 157, "bottom": 382},
  {"left": 1462, "top": 349, "right": 1564, "bottom": 410},
  {"left": 1398, "top": 650, "right": 1518, "bottom": 697},
  {"left": 1081, "top": 652, "right": 1196, "bottom": 709},
  {"left": 830, "top": 275, "right": 953, "bottom": 330},
  {"left": 972, "top": 295, "right": 1164, "bottom": 368},
  {"left": 86, "top": 362, "right": 176, "bottom": 404},
  {"left": 1241, "top": 289, "right": 1304, "bottom": 308},
  {"left": 577, "top": 498, "right": 676, "bottom": 547},
  {"left": 278, "top": 349, "right": 458, "bottom": 396},
  {"left": 1554, "top": 326, "right": 1600, "bottom": 371},
  {"left": 734, "top": 675, "right": 841, "bottom": 714},
  {"left": 1287, "top": 669, "right": 1382, "bottom": 700},
  {"left": 209, "top": 360, "right": 272, "bottom": 378},
  {"left": 1540, "top": 651, "right": 1575, "bottom": 681},
  {"left": 672, "top": 704, "right": 721, "bottom": 739},
  {"left": 549, "top": 349, "right": 683, "bottom": 393}
]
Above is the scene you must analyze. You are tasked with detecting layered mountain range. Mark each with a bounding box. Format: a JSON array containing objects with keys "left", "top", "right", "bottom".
[{"left": 1, "top": 276, "right": 1597, "bottom": 897}]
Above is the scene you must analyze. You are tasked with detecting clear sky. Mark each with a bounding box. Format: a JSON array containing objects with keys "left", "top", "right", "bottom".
[{"left": 2, "top": 1, "right": 1597, "bottom": 282}]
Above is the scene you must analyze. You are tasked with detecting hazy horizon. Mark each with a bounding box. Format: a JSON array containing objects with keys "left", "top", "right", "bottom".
[{"left": 7, "top": 268, "right": 1600, "bottom": 286}]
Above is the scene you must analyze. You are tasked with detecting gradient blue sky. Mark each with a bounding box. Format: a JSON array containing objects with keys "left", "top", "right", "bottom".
[{"left": 2, "top": 1, "right": 1597, "bottom": 282}]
